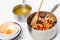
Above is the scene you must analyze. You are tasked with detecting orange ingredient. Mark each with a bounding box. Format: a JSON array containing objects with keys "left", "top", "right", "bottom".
[
  {"left": 32, "top": 18, "right": 56, "bottom": 30},
  {"left": 7, "top": 29, "right": 12, "bottom": 34},
  {"left": 0, "top": 22, "right": 16, "bottom": 34}
]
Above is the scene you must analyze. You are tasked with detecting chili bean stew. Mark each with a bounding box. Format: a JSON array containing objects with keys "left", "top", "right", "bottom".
[{"left": 27, "top": 11, "right": 57, "bottom": 30}]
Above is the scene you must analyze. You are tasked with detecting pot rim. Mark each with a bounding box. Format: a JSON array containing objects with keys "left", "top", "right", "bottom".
[{"left": 27, "top": 11, "right": 57, "bottom": 32}]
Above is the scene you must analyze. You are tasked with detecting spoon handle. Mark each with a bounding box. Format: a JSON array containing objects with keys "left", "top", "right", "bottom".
[
  {"left": 38, "top": 0, "right": 44, "bottom": 12},
  {"left": 30, "top": 0, "right": 44, "bottom": 26}
]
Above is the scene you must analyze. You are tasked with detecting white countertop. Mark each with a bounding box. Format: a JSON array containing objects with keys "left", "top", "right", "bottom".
[{"left": 0, "top": 0, "right": 60, "bottom": 40}]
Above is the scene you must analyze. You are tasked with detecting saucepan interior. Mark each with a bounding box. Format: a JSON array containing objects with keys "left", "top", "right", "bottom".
[{"left": 27, "top": 11, "right": 57, "bottom": 31}]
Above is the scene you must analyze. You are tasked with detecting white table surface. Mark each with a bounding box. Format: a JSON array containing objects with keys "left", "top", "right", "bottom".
[{"left": 0, "top": 0, "right": 60, "bottom": 40}]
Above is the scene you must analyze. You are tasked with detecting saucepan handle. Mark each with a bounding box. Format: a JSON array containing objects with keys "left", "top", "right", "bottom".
[
  {"left": 23, "top": 0, "right": 26, "bottom": 5},
  {"left": 51, "top": 4, "right": 60, "bottom": 13}
]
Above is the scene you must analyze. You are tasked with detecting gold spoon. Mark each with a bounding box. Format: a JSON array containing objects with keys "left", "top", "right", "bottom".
[{"left": 30, "top": 0, "right": 44, "bottom": 26}]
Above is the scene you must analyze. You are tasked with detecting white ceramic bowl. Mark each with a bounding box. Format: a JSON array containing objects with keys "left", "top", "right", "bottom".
[{"left": 0, "top": 22, "right": 22, "bottom": 40}]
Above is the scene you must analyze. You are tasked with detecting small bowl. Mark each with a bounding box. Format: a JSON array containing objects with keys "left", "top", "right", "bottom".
[
  {"left": 0, "top": 22, "right": 22, "bottom": 40},
  {"left": 27, "top": 11, "right": 57, "bottom": 40}
]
